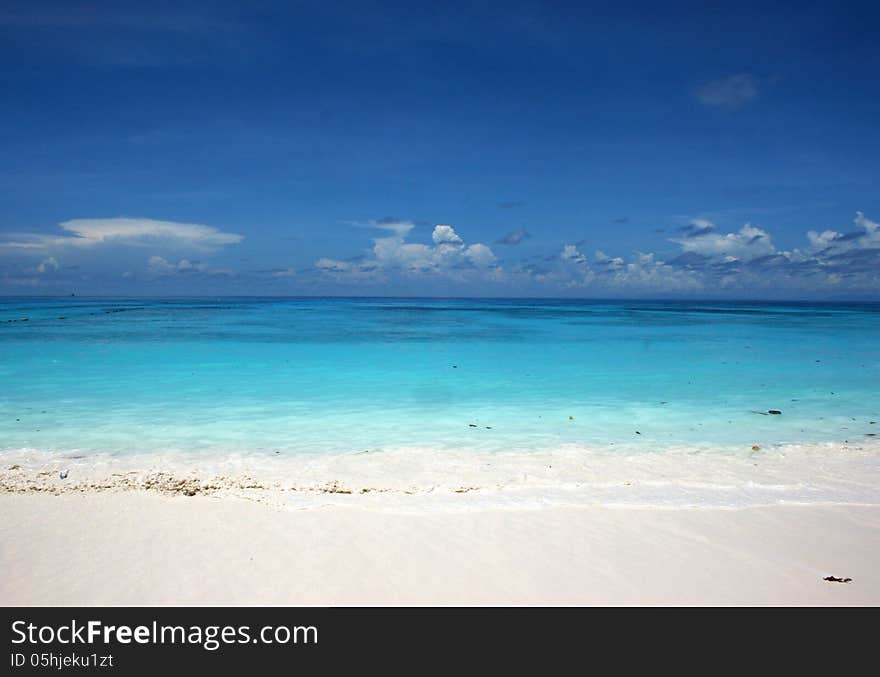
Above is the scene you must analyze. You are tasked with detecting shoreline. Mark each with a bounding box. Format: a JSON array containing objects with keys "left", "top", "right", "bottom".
[
  {"left": 2, "top": 440, "right": 879, "bottom": 510},
  {"left": 3, "top": 442, "right": 878, "bottom": 605}
]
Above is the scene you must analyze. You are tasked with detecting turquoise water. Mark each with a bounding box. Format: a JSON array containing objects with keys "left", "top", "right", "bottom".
[{"left": 1, "top": 297, "right": 879, "bottom": 458}]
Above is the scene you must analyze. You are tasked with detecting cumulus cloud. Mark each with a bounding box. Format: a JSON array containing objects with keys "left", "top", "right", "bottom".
[
  {"left": 464, "top": 243, "right": 496, "bottom": 267},
  {"left": 21, "top": 256, "right": 61, "bottom": 276},
  {"left": 803, "top": 211, "right": 880, "bottom": 257},
  {"left": 773, "top": 211, "right": 880, "bottom": 280},
  {"left": 148, "top": 256, "right": 212, "bottom": 275},
  {"left": 695, "top": 74, "right": 759, "bottom": 109},
  {"left": 540, "top": 211, "right": 880, "bottom": 295},
  {"left": 432, "top": 224, "right": 464, "bottom": 246},
  {"left": 595, "top": 250, "right": 624, "bottom": 268},
  {"left": 35, "top": 257, "right": 59, "bottom": 274},
  {"left": 13, "top": 210, "right": 869, "bottom": 296},
  {"left": 561, "top": 244, "right": 587, "bottom": 265},
  {"left": 554, "top": 245, "right": 701, "bottom": 292},
  {"left": 316, "top": 221, "right": 498, "bottom": 283},
  {"left": 672, "top": 222, "right": 775, "bottom": 262},
  {"left": 0, "top": 217, "right": 243, "bottom": 252}
]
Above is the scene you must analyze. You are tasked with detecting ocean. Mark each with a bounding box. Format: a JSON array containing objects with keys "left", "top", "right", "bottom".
[
  {"left": 2, "top": 297, "right": 878, "bottom": 460},
  {"left": 3, "top": 296, "right": 880, "bottom": 509}
]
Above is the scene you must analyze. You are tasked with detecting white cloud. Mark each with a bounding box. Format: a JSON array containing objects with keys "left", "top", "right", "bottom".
[
  {"left": 695, "top": 74, "right": 759, "bottom": 109},
  {"left": 315, "top": 257, "right": 384, "bottom": 282},
  {"left": 432, "top": 224, "right": 464, "bottom": 246},
  {"left": 317, "top": 221, "right": 498, "bottom": 282},
  {"left": 1, "top": 217, "right": 243, "bottom": 252},
  {"left": 556, "top": 211, "right": 880, "bottom": 294},
  {"left": 595, "top": 250, "right": 624, "bottom": 268},
  {"left": 561, "top": 244, "right": 587, "bottom": 264},
  {"left": 315, "top": 258, "right": 351, "bottom": 273},
  {"left": 148, "top": 256, "right": 209, "bottom": 275},
  {"left": 464, "top": 243, "right": 496, "bottom": 267},
  {"left": 554, "top": 245, "right": 702, "bottom": 292},
  {"left": 689, "top": 218, "right": 714, "bottom": 230},
  {"left": 672, "top": 223, "right": 775, "bottom": 262},
  {"left": 366, "top": 219, "right": 414, "bottom": 237},
  {"left": 22, "top": 256, "right": 60, "bottom": 275},
  {"left": 270, "top": 268, "right": 296, "bottom": 278},
  {"left": 803, "top": 211, "right": 880, "bottom": 256},
  {"left": 148, "top": 256, "right": 176, "bottom": 273},
  {"left": 36, "top": 256, "right": 59, "bottom": 273},
  {"left": 856, "top": 211, "right": 880, "bottom": 234},
  {"left": 806, "top": 229, "right": 843, "bottom": 250}
]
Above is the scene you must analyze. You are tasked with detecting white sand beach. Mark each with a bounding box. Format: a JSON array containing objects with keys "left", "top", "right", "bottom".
[
  {"left": 1, "top": 442, "right": 878, "bottom": 605},
  {"left": 1, "top": 493, "right": 877, "bottom": 605}
]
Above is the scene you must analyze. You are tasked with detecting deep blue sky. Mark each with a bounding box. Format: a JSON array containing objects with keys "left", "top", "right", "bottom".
[{"left": 1, "top": 0, "right": 878, "bottom": 297}]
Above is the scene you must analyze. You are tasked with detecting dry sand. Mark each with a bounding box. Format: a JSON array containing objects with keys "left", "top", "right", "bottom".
[{"left": 1, "top": 491, "right": 877, "bottom": 605}]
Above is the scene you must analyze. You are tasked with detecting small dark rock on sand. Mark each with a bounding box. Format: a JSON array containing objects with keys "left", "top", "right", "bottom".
[{"left": 823, "top": 576, "right": 852, "bottom": 584}]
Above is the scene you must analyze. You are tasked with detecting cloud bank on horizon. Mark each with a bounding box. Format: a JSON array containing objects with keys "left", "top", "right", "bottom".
[{"left": 2, "top": 212, "right": 878, "bottom": 298}]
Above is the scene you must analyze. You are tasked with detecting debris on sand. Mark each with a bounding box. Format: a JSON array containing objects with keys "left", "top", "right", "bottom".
[
  {"left": 59, "top": 469, "right": 69, "bottom": 480},
  {"left": 823, "top": 576, "right": 852, "bottom": 584},
  {"left": 320, "top": 481, "right": 352, "bottom": 495}
]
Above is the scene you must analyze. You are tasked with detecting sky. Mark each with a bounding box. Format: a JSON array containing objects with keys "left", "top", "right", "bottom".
[{"left": 0, "top": 0, "right": 878, "bottom": 298}]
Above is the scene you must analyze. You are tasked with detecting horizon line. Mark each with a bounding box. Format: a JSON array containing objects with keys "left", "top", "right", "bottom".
[{"left": 2, "top": 294, "right": 879, "bottom": 304}]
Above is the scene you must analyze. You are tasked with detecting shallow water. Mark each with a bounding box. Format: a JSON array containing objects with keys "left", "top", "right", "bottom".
[{"left": 1, "top": 297, "right": 879, "bottom": 458}]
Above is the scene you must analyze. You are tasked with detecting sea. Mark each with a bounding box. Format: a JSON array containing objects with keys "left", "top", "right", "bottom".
[{"left": 2, "top": 297, "right": 879, "bottom": 509}]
